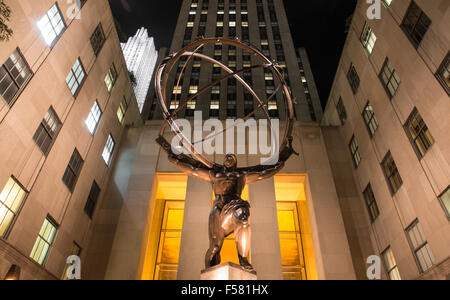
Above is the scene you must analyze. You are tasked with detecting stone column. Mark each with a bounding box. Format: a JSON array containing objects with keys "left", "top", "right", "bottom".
[
  {"left": 249, "top": 177, "right": 283, "bottom": 280},
  {"left": 177, "top": 177, "right": 212, "bottom": 280}
]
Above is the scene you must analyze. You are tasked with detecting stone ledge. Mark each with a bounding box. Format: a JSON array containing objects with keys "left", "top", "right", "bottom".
[{"left": 201, "top": 262, "right": 257, "bottom": 280}]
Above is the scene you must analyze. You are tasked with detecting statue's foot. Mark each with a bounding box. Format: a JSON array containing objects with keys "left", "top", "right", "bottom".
[{"left": 239, "top": 257, "right": 255, "bottom": 272}]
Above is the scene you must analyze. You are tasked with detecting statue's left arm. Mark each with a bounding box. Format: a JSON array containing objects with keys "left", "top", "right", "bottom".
[{"left": 244, "top": 138, "right": 298, "bottom": 185}]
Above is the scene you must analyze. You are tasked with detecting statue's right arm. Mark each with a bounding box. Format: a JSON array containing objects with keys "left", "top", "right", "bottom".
[{"left": 168, "top": 154, "right": 212, "bottom": 183}]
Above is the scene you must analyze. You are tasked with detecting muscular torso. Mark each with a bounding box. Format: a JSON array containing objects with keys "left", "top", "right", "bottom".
[{"left": 211, "top": 170, "right": 246, "bottom": 201}]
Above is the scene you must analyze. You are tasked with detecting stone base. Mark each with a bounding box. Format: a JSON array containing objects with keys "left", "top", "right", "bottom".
[{"left": 200, "top": 262, "right": 257, "bottom": 280}]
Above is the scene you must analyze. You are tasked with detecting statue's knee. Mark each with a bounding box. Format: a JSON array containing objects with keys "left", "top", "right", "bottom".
[{"left": 233, "top": 207, "right": 250, "bottom": 222}]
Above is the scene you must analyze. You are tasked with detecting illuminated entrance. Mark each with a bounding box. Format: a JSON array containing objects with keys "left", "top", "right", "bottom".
[
  {"left": 275, "top": 174, "right": 317, "bottom": 280},
  {"left": 139, "top": 173, "right": 316, "bottom": 280}
]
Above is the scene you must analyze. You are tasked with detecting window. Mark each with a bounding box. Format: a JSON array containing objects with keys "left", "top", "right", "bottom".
[
  {"left": 0, "top": 177, "right": 28, "bottom": 238},
  {"left": 405, "top": 109, "right": 434, "bottom": 158},
  {"left": 347, "top": 64, "right": 360, "bottom": 94},
  {"left": 406, "top": 220, "right": 435, "bottom": 273},
  {"left": 62, "top": 149, "right": 84, "bottom": 192},
  {"left": 85, "top": 100, "right": 102, "bottom": 135},
  {"left": 90, "top": 24, "right": 106, "bottom": 56},
  {"left": 117, "top": 97, "right": 128, "bottom": 124},
  {"left": 435, "top": 52, "right": 450, "bottom": 96},
  {"left": 361, "top": 23, "right": 377, "bottom": 54},
  {"left": 336, "top": 98, "right": 347, "bottom": 126},
  {"left": 363, "top": 184, "right": 380, "bottom": 222},
  {"left": 37, "top": 3, "right": 66, "bottom": 47},
  {"left": 438, "top": 187, "right": 450, "bottom": 219},
  {"left": 383, "top": 0, "right": 392, "bottom": 7},
  {"left": 0, "top": 48, "right": 33, "bottom": 106},
  {"left": 33, "top": 107, "right": 62, "bottom": 156},
  {"left": 105, "top": 64, "right": 117, "bottom": 93},
  {"left": 381, "top": 152, "right": 403, "bottom": 194},
  {"left": 349, "top": 136, "right": 362, "bottom": 168},
  {"left": 66, "top": 58, "right": 86, "bottom": 97},
  {"left": 102, "top": 134, "right": 115, "bottom": 166},
  {"left": 362, "top": 102, "right": 379, "bottom": 137},
  {"left": 84, "top": 181, "right": 100, "bottom": 219},
  {"left": 30, "top": 217, "right": 58, "bottom": 266},
  {"left": 401, "top": 1, "right": 431, "bottom": 49},
  {"left": 382, "top": 247, "right": 401, "bottom": 280},
  {"left": 379, "top": 58, "right": 401, "bottom": 98}
]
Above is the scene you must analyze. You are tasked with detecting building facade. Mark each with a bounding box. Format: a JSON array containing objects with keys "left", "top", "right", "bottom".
[
  {"left": 322, "top": 0, "right": 450, "bottom": 280},
  {"left": 121, "top": 28, "right": 159, "bottom": 113},
  {"left": 0, "top": 0, "right": 142, "bottom": 280}
]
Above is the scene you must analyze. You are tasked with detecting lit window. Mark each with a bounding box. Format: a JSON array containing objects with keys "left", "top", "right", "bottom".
[
  {"left": 265, "top": 73, "right": 274, "bottom": 81},
  {"left": 439, "top": 187, "right": 450, "bottom": 219},
  {"left": 261, "top": 40, "right": 269, "bottom": 45},
  {"left": 383, "top": 0, "right": 392, "bottom": 6},
  {"left": 0, "top": 48, "right": 33, "bottom": 106},
  {"left": 173, "top": 86, "right": 182, "bottom": 94},
  {"left": 229, "top": 61, "right": 236, "bottom": 68},
  {"left": 85, "top": 100, "right": 102, "bottom": 135},
  {"left": 361, "top": 23, "right": 377, "bottom": 54},
  {"left": 102, "top": 134, "right": 115, "bottom": 166},
  {"left": 187, "top": 22, "right": 194, "bottom": 27},
  {"left": 189, "top": 85, "right": 198, "bottom": 94},
  {"left": 229, "top": 21, "right": 236, "bottom": 27},
  {"left": 187, "top": 99, "right": 196, "bottom": 110},
  {"left": 230, "top": 10, "right": 236, "bottom": 14},
  {"left": 189, "top": 11, "right": 196, "bottom": 15},
  {"left": 349, "top": 135, "right": 362, "bottom": 168},
  {"left": 362, "top": 102, "right": 379, "bottom": 137},
  {"left": 405, "top": 109, "right": 434, "bottom": 158},
  {"left": 105, "top": 64, "right": 117, "bottom": 93},
  {"left": 0, "top": 177, "right": 28, "bottom": 238},
  {"left": 242, "top": 21, "right": 249, "bottom": 27},
  {"left": 117, "top": 97, "right": 128, "bottom": 124},
  {"left": 382, "top": 247, "right": 401, "bottom": 280},
  {"left": 66, "top": 58, "right": 86, "bottom": 96},
  {"left": 201, "top": 10, "right": 208, "bottom": 14},
  {"left": 210, "top": 100, "right": 219, "bottom": 110},
  {"left": 268, "top": 100, "right": 278, "bottom": 111},
  {"left": 406, "top": 220, "right": 435, "bottom": 273},
  {"left": 170, "top": 100, "right": 179, "bottom": 110},
  {"left": 379, "top": 58, "right": 401, "bottom": 98},
  {"left": 381, "top": 152, "right": 403, "bottom": 194},
  {"left": 30, "top": 217, "right": 58, "bottom": 266},
  {"left": 212, "top": 86, "right": 220, "bottom": 94},
  {"left": 33, "top": 107, "right": 62, "bottom": 156},
  {"left": 37, "top": 4, "right": 66, "bottom": 47},
  {"left": 243, "top": 61, "right": 251, "bottom": 68}
]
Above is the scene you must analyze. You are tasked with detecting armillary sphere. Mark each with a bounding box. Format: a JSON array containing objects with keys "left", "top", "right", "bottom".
[{"left": 155, "top": 37, "right": 295, "bottom": 169}]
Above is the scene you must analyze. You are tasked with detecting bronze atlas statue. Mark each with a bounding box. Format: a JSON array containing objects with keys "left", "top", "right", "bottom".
[{"left": 155, "top": 37, "right": 297, "bottom": 273}]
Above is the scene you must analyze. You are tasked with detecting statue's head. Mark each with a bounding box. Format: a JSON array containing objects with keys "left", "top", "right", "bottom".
[{"left": 224, "top": 154, "right": 237, "bottom": 170}]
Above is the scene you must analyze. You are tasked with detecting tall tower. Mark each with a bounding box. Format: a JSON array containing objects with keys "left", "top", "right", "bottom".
[
  {"left": 148, "top": 0, "right": 323, "bottom": 122},
  {"left": 121, "top": 28, "right": 158, "bottom": 113}
]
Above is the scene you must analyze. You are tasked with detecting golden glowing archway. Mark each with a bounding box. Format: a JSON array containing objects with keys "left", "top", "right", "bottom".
[{"left": 275, "top": 174, "right": 317, "bottom": 280}]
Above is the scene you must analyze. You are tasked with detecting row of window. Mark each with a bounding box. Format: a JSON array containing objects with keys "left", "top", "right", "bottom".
[{"left": 360, "top": 1, "right": 449, "bottom": 96}]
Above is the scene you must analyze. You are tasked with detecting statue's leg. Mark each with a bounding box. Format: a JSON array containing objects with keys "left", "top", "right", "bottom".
[
  {"left": 205, "top": 207, "right": 225, "bottom": 269},
  {"left": 233, "top": 206, "right": 254, "bottom": 272}
]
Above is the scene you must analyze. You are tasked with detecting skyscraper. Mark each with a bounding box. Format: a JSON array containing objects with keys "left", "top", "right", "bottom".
[
  {"left": 121, "top": 28, "right": 159, "bottom": 113},
  {"left": 147, "top": 0, "right": 323, "bottom": 122}
]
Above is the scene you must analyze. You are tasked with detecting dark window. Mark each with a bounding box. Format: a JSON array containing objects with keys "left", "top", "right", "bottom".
[
  {"left": 62, "top": 149, "right": 84, "bottom": 192},
  {"left": 405, "top": 108, "right": 434, "bottom": 158},
  {"left": 337, "top": 98, "right": 347, "bottom": 126},
  {"left": 0, "top": 48, "right": 33, "bottom": 106},
  {"left": 435, "top": 52, "right": 450, "bottom": 96},
  {"left": 347, "top": 64, "right": 360, "bottom": 94},
  {"left": 363, "top": 184, "right": 380, "bottom": 222},
  {"left": 379, "top": 58, "right": 401, "bottom": 98},
  {"left": 405, "top": 220, "right": 435, "bottom": 273},
  {"left": 349, "top": 135, "right": 362, "bottom": 168},
  {"left": 401, "top": 1, "right": 431, "bottom": 48},
  {"left": 90, "top": 24, "right": 106, "bottom": 56},
  {"left": 33, "top": 107, "right": 62, "bottom": 156},
  {"left": 84, "top": 181, "right": 101, "bottom": 219},
  {"left": 381, "top": 152, "right": 403, "bottom": 194}
]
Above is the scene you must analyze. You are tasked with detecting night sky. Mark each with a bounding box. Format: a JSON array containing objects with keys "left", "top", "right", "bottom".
[{"left": 108, "top": 0, "right": 357, "bottom": 108}]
